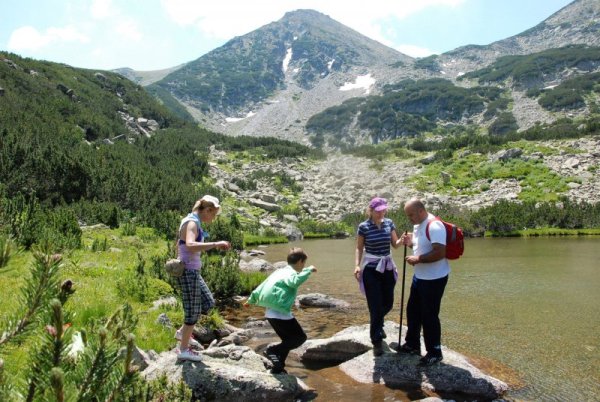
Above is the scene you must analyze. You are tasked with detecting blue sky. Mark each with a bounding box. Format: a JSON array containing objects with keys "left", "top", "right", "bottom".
[{"left": 1, "top": 0, "right": 574, "bottom": 71}]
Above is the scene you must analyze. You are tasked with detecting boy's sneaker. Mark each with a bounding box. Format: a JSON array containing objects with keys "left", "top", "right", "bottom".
[
  {"left": 177, "top": 348, "right": 203, "bottom": 362},
  {"left": 175, "top": 329, "right": 202, "bottom": 349},
  {"left": 419, "top": 353, "right": 443, "bottom": 366},
  {"left": 263, "top": 348, "right": 285, "bottom": 373},
  {"left": 397, "top": 343, "right": 421, "bottom": 355}
]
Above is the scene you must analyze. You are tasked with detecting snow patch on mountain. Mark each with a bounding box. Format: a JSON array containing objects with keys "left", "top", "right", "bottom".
[
  {"left": 339, "top": 73, "right": 376, "bottom": 94},
  {"left": 282, "top": 48, "right": 292, "bottom": 73}
]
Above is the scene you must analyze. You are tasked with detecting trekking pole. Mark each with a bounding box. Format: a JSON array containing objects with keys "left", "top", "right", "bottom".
[{"left": 398, "top": 231, "right": 407, "bottom": 349}]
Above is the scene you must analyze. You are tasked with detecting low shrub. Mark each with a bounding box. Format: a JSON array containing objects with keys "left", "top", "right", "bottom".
[
  {"left": 239, "top": 271, "right": 268, "bottom": 295},
  {"left": 201, "top": 252, "right": 242, "bottom": 300},
  {"left": 0, "top": 235, "right": 15, "bottom": 268}
]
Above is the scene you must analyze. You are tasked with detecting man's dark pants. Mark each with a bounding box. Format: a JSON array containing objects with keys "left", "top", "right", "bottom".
[{"left": 404, "top": 275, "right": 448, "bottom": 356}]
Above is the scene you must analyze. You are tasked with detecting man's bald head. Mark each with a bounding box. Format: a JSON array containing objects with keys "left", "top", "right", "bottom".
[{"left": 404, "top": 198, "right": 428, "bottom": 224}]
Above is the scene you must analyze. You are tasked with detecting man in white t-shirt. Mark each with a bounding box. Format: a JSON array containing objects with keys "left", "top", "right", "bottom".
[{"left": 398, "top": 199, "right": 450, "bottom": 366}]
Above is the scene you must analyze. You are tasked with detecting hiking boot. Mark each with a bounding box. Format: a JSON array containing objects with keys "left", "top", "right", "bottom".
[
  {"left": 397, "top": 343, "right": 421, "bottom": 355},
  {"left": 177, "top": 348, "right": 203, "bottom": 362},
  {"left": 174, "top": 329, "right": 202, "bottom": 349},
  {"left": 372, "top": 342, "right": 384, "bottom": 356},
  {"left": 419, "top": 353, "right": 443, "bottom": 366}
]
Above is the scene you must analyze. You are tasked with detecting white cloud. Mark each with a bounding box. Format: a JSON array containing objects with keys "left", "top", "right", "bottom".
[
  {"left": 160, "top": 0, "right": 467, "bottom": 43},
  {"left": 115, "top": 20, "right": 143, "bottom": 42},
  {"left": 396, "top": 44, "right": 437, "bottom": 58},
  {"left": 91, "top": 0, "right": 114, "bottom": 19},
  {"left": 8, "top": 25, "right": 89, "bottom": 52}
]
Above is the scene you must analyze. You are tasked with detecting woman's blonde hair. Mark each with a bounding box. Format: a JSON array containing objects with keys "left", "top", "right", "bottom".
[{"left": 192, "top": 195, "right": 221, "bottom": 214}]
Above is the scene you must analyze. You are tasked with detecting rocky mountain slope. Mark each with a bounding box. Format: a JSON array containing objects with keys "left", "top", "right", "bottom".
[
  {"left": 146, "top": 9, "right": 427, "bottom": 143},
  {"left": 131, "top": 0, "right": 599, "bottom": 145},
  {"left": 436, "top": 0, "right": 600, "bottom": 78},
  {"left": 209, "top": 136, "right": 600, "bottom": 227}
]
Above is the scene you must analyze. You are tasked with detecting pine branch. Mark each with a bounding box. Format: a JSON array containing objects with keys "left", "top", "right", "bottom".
[
  {"left": 76, "top": 327, "right": 109, "bottom": 400},
  {"left": 106, "top": 334, "right": 139, "bottom": 402},
  {"left": 49, "top": 367, "right": 65, "bottom": 402},
  {"left": 0, "top": 251, "right": 62, "bottom": 347},
  {"left": 25, "top": 298, "right": 73, "bottom": 402},
  {"left": 0, "top": 359, "right": 17, "bottom": 401}
]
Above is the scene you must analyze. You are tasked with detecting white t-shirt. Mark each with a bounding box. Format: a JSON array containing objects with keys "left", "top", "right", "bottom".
[
  {"left": 412, "top": 213, "right": 451, "bottom": 280},
  {"left": 265, "top": 308, "right": 293, "bottom": 320}
]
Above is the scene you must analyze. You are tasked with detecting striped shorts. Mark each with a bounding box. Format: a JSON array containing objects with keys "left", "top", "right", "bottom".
[{"left": 178, "top": 269, "right": 215, "bottom": 325}]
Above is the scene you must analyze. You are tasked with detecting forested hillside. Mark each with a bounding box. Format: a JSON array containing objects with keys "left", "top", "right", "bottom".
[{"left": 0, "top": 52, "right": 319, "bottom": 249}]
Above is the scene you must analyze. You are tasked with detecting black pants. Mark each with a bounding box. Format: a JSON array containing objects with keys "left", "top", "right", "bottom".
[
  {"left": 267, "top": 317, "right": 307, "bottom": 366},
  {"left": 363, "top": 267, "right": 396, "bottom": 344},
  {"left": 405, "top": 275, "right": 448, "bottom": 356}
]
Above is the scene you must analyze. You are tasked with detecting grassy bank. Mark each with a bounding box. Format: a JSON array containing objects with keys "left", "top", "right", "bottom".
[
  {"left": 0, "top": 226, "right": 265, "bottom": 387},
  {"left": 243, "top": 233, "right": 288, "bottom": 246},
  {"left": 486, "top": 228, "right": 600, "bottom": 237}
]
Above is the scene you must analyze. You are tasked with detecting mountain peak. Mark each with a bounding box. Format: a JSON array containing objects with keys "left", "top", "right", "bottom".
[
  {"left": 281, "top": 9, "right": 328, "bottom": 19},
  {"left": 152, "top": 8, "right": 406, "bottom": 115}
]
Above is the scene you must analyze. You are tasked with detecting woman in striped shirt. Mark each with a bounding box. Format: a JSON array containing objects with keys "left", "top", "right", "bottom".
[{"left": 354, "top": 197, "right": 403, "bottom": 356}]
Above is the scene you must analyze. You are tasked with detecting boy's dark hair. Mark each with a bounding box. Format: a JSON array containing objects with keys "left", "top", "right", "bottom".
[{"left": 287, "top": 247, "right": 307, "bottom": 264}]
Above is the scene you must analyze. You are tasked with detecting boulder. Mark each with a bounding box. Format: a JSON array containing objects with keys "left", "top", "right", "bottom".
[
  {"left": 291, "top": 321, "right": 508, "bottom": 399},
  {"left": 291, "top": 321, "right": 397, "bottom": 363},
  {"left": 248, "top": 198, "right": 281, "bottom": 212},
  {"left": 216, "top": 328, "right": 255, "bottom": 346},
  {"left": 238, "top": 258, "right": 275, "bottom": 273},
  {"left": 242, "top": 319, "right": 278, "bottom": 339},
  {"left": 273, "top": 261, "right": 288, "bottom": 270},
  {"left": 297, "top": 293, "right": 350, "bottom": 309},
  {"left": 151, "top": 296, "right": 178, "bottom": 311},
  {"left": 492, "top": 148, "right": 523, "bottom": 162},
  {"left": 284, "top": 224, "right": 303, "bottom": 241},
  {"left": 340, "top": 347, "right": 508, "bottom": 399},
  {"left": 283, "top": 214, "right": 299, "bottom": 223},
  {"left": 156, "top": 313, "right": 172, "bottom": 328},
  {"left": 142, "top": 345, "right": 312, "bottom": 401}
]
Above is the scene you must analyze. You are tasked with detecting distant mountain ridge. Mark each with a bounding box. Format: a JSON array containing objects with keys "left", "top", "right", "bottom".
[
  {"left": 113, "top": 64, "right": 184, "bottom": 86},
  {"left": 435, "top": 0, "right": 600, "bottom": 77},
  {"left": 121, "top": 0, "right": 599, "bottom": 145}
]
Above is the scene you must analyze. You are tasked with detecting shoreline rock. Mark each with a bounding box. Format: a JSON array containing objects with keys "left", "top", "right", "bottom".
[
  {"left": 293, "top": 321, "right": 509, "bottom": 399},
  {"left": 142, "top": 345, "right": 313, "bottom": 401}
]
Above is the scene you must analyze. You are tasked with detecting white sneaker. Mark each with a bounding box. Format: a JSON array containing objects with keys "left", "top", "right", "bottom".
[
  {"left": 175, "top": 329, "right": 202, "bottom": 349},
  {"left": 177, "top": 348, "right": 203, "bottom": 362}
]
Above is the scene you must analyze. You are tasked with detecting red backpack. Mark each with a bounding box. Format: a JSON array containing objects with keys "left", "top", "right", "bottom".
[{"left": 425, "top": 217, "right": 464, "bottom": 260}]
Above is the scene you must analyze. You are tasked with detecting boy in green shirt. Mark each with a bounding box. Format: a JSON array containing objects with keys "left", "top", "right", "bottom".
[{"left": 245, "top": 247, "right": 317, "bottom": 374}]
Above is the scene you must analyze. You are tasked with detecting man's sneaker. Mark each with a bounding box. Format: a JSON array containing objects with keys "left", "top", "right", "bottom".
[
  {"left": 175, "top": 329, "right": 202, "bottom": 349},
  {"left": 419, "top": 353, "right": 443, "bottom": 366},
  {"left": 177, "top": 348, "right": 203, "bottom": 362},
  {"left": 372, "top": 342, "right": 384, "bottom": 356},
  {"left": 397, "top": 343, "right": 421, "bottom": 355}
]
